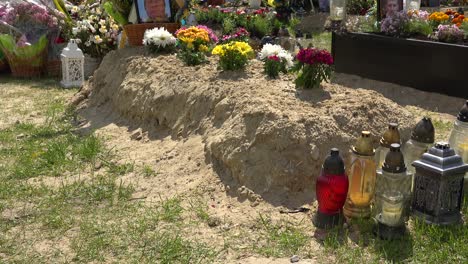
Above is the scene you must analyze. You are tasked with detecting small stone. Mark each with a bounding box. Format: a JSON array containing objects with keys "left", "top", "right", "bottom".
[
  {"left": 94, "top": 161, "right": 103, "bottom": 170},
  {"left": 251, "top": 200, "right": 260, "bottom": 207},
  {"left": 16, "top": 133, "right": 25, "bottom": 140},
  {"left": 290, "top": 255, "right": 300, "bottom": 263},
  {"left": 130, "top": 129, "right": 143, "bottom": 140},
  {"left": 207, "top": 216, "right": 221, "bottom": 227}
]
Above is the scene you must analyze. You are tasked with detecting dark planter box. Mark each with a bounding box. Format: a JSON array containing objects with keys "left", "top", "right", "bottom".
[{"left": 332, "top": 32, "right": 468, "bottom": 98}]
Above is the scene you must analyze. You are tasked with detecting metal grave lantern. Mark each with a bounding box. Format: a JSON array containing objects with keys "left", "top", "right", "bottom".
[
  {"left": 61, "top": 39, "right": 85, "bottom": 88},
  {"left": 412, "top": 142, "right": 468, "bottom": 225},
  {"left": 374, "top": 143, "right": 412, "bottom": 239},
  {"left": 314, "top": 148, "right": 349, "bottom": 229},
  {"left": 343, "top": 131, "right": 377, "bottom": 219},
  {"left": 448, "top": 100, "right": 468, "bottom": 179}
]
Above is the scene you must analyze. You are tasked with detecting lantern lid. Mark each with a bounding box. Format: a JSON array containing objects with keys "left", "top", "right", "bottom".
[
  {"left": 412, "top": 142, "right": 468, "bottom": 175},
  {"left": 382, "top": 143, "right": 406, "bottom": 173},
  {"left": 61, "top": 39, "right": 84, "bottom": 59},
  {"left": 380, "top": 123, "right": 400, "bottom": 148},
  {"left": 456, "top": 100, "right": 468, "bottom": 122},
  {"left": 411, "top": 117, "right": 435, "bottom": 144},
  {"left": 352, "top": 131, "right": 375, "bottom": 156},
  {"left": 323, "top": 148, "right": 345, "bottom": 175}
]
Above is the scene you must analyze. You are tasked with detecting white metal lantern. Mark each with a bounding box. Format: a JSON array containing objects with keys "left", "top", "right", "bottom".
[{"left": 61, "top": 39, "right": 84, "bottom": 88}]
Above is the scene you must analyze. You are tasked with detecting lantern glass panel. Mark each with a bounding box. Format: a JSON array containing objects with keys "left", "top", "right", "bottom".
[
  {"left": 330, "top": 0, "right": 346, "bottom": 21},
  {"left": 344, "top": 153, "right": 376, "bottom": 218},
  {"left": 449, "top": 120, "right": 468, "bottom": 172},
  {"left": 403, "top": 140, "right": 430, "bottom": 175},
  {"left": 374, "top": 169, "right": 412, "bottom": 226}
]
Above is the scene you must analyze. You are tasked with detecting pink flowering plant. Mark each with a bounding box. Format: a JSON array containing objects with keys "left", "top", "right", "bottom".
[
  {"left": 220, "top": 28, "right": 250, "bottom": 44},
  {"left": 291, "top": 48, "right": 334, "bottom": 89},
  {"left": 435, "top": 24, "right": 464, "bottom": 43}
]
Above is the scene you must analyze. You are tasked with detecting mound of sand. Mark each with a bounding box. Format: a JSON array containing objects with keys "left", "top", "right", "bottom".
[{"left": 76, "top": 47, "right": 417, "bottom": 196}]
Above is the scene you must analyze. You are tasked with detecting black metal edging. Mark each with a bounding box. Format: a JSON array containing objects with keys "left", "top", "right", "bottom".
[{"left": 331, "top": 31, "right": 468, "bottom": 98}]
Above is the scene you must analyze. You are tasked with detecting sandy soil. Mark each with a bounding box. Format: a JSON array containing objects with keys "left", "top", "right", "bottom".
[{"left": 1, "top": 46, "right": 464, "bottom": 262}]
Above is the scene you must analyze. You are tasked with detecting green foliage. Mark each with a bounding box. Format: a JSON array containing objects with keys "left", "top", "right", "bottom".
[
  {"left": 142, "top": 165, "right": 158, "bottom": 177},
  {"left": 403, "top": 19, "right": 433, "bottom": 37},
  {"left": 292, "top": 63, "right": 333, "bottom": 89},
  {"left": 346, "top": 0, "right": 376, "bottom": 15},
  {"left": 103, "top": 1, "right": 128, "bottom": 26},
  {"left": 247, "top": 16, "right": 272, "bottom": 38},
  {"left": 222, "top": 17, "right": 236, "bottom": 34},
  {"left": 0, "top": 34, "right": 48, "bottom": 66},
  {"left": 264, "top": 57, "right": 287, "bottom": 78},
  {"left": 177, "top": 49, "right": 207, "bottom": 66},
  {"left": 255, "top": 214, "right": 309, "bottom": 257},
  {"left": 461, "top": 21, "right": 468, "bottom": 38},
  {"left": 160, "top": 197, "right": 183, "bottom": 222}
]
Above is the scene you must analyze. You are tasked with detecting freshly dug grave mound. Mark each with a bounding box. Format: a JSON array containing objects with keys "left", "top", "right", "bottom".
[{"left": 79, "top": 47, "right": 415, "bottom": 196}]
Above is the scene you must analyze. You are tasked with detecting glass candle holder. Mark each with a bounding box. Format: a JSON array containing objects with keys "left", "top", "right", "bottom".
[
  {"left": 380, "top": 192, "right": 404, "bottom": 226},
  {"left": 449, "top": 119, "right": 468, "bottom": 178},
  {"left": 344, "top": 131, "right": 377, "bottom": 219}
]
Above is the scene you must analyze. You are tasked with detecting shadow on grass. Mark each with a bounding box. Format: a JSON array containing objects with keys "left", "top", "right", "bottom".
[
  {"left": 372, "top": 231, "right": 414, "bottom": 262},
  {"left": 0, "top": 75, "right": 61, "bottom": 90}
]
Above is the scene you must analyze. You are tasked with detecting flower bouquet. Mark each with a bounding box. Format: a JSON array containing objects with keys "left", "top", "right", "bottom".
[
  {"left": 71, "top": 3, "right": 119, "bottom": 58},
  {"left": 212, "top": 41, "right": 254, "bottom": 71},
  {"left": 291, "top": 48, "right": 334, "bottom": 89},
  {"left": 143, "top": 27, "right": 177, "bottom": 53},
  {"left": 258, "top": 43, "right": 293, "bottom": 78},
  {"left": 175, "top": 26, "right": 214, "bottom": 66}
]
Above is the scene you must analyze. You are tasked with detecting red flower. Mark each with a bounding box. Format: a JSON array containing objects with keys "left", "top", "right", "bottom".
[
  {"left": 296, "top": 48, "right": 333, "bottom": 65},
  {"left": 268, "top": 55, "right": 280, "bottom": 61},
  {"left": 54, "top": 37, "right": 65, "bottom": 44}
]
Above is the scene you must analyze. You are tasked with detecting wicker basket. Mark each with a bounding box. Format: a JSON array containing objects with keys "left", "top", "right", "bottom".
[
  {"left": 124, "top": 23, "right": 180, "bottom": 46},
  {"left": 46, "top": 60, "right": 61, "bottom": 77},
  {"left": 3, "top": 48, "right": 47, "bottom": 78}
]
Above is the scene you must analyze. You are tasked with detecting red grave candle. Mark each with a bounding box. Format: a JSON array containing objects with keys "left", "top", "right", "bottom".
[{"left": 314, "top": 148, "right": 349, "bottom": 229}]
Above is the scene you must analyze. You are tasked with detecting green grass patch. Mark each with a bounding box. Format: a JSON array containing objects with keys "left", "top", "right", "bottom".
[{"left": 255, "top": 214, "right": 309, "bottom": 257}]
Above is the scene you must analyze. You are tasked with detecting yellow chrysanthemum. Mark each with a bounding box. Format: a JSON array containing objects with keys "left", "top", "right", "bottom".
[
  {"left": 212, "top": 41, "right": 254, "bottom": 59},
  {"left": 199, "top": 44, "right": 209, "bottom": 52}
]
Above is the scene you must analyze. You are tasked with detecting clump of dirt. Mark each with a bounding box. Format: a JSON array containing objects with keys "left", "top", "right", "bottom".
[{"left": 76, "top": 48, "right": 418, "bottom": 199}]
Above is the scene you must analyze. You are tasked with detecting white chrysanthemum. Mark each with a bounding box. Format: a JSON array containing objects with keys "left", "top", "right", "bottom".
[
  {"left": 278, "top": 50, "right": 294, "bottom": 68},
  {"left": 143, "top": 27, "right": 176, "bottom": 47},
  {"left": 259, "top": 44, "right": 294, "bottom": 68},
  {"left": 259, "top": 43, "right": 284, "bottom": 60}
]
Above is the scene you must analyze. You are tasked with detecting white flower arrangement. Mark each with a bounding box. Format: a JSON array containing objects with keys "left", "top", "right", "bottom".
[
  {"left": 143, "top": 27, "right": 177, "bottom": 53},
  {"left": 259, "top": 43, "right": 294, "bottom": 68}
]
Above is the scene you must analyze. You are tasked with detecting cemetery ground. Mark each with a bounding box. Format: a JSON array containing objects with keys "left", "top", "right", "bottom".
[{"left": 0, "top": 78, "right": 467, "bottom": 263}]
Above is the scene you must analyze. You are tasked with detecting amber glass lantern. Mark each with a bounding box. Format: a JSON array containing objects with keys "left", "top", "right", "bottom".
[
  {"left": 343, "top": 131, "right": 377, "bottom": 219},
  {"left": 412, "top": 142, "right": 468, "bottom": 225},
  {"left": 314, "top": 148, "right": 349, "bottom": 229},
  {"left": 375, "top": 123, "right": 401, "bottom": 169},
  {"left": 402, "top": 117, "right": 434, "bottom": 191},
  {"left": 374, "top": 143, "right": 412, "bottom": 239},
  {"left": 448, "top": 100, "right": 468, "bottom": 179}
]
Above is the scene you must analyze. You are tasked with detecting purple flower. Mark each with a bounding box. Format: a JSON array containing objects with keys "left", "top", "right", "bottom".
[
  {"left": 381, "top": 11, "right": 409, "bottom": 36},
  {"left": 435, "top": 24, "right": 464, "bottom": 43}
]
